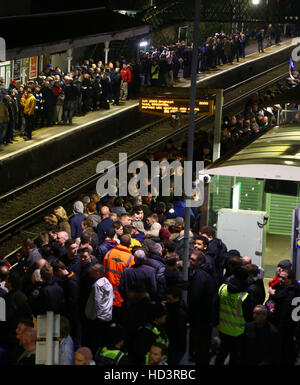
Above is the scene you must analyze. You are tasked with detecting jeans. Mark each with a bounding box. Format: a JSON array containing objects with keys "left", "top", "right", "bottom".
[
  {"left": 0, "top": 122, "right": 8, "bottom": 144},
  {"left": 258, "top": 40, "right": 264, "bottom": 52},
  {"left": 63, "top": 100, "right": 76, "bottom": 124},
  {"left": 20, "top": 116, "right": 26, "bottom": 135}
]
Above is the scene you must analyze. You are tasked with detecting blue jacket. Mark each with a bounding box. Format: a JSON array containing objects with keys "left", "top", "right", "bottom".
[
  {"left": 70, "top": 213, "right": 86, "bottom": 240},
  {"left": 97, "top": 240, "right": 118, "bottom": 263},
  {"left": 173, "top": 200, "right": 195, "bottom": 218},
  {"left": 132, "top": 232, "right": 145, "bottom": 244},
  {"left": 145, "top": 253, "right": 166, "bottom": 301}
]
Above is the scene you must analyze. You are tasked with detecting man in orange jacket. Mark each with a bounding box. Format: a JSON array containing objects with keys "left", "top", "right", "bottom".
[{"left": 103, "top": 234, "right": 135, "bottom": 321}]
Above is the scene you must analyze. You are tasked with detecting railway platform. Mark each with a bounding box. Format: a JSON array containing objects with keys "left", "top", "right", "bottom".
[{"left": 0, "top": 37, "right": 296, "bottom": 194}]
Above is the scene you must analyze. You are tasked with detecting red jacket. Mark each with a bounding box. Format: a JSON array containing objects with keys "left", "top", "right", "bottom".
[{"left": 120, "top": 67, "right": 132, "bottom": 83}]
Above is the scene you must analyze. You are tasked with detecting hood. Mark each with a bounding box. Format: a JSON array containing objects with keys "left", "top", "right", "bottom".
[
  {"left": 227, "top": 275, "right": 249, "bottom": 293},
  {"left": 198, "top": 262, "right": 214, "bottom": 276},
  {"left": 148, "top": 252, "right": 165, "bottom": 264}
]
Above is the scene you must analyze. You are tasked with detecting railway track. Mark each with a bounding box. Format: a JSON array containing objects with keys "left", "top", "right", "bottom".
[{"left": 0, "top": 61, "right": 293, "bottom": 264}]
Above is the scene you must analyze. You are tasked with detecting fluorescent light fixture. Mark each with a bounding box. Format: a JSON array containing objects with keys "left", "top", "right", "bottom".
[
  {"left": 139, "top": 41, "right": 148, "bottom": 47},
  {"left": 252, "top": 0, "right": 260, "bottom": 4},
  {"left": 232, "top": 182, "right": 241, "bottom": 210}
]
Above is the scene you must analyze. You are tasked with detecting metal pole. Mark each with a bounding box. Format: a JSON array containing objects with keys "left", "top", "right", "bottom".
[
  {"left": 182, "top": 0, "right": 201, "bottom": 305},
  {"left": 213, "top": 89, "right": 224, "bottom": 162},
  {"left": 291, "top": 205, "right": 300, "bottom": 282},
  {"left": 104, "top": 41, "right": 110, "bottom": 65},
  {"left": 46, "top": 311, "right": 54, "bottom": 365}
]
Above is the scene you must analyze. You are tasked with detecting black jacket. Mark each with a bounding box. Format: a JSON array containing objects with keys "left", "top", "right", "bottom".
[
  {"left": 271, "top": 282, "right": 300, "bottom": 335},
  {"left": 121, "top": 294, "right": 153, "bottom": 352},
  {"left": 119, "top": 264, "right": 157, "bottom": 301},
  {"left": 188, "top": 263, "right": 218, "bottom": 325},
  {"left": 206, "top": 238, "right": 227, "bottom": 283},
  {"left": 240, "top": 320, "right": 280, "bottom": 365},
  {"left": 247, "top": 278, "right": 266, "bottom": 306},
  {"left": 60, "top": 253, "right": 81, "bottom": 275},
  {"left": 166, "top": 300, "right": 188, "bottom": 355},
  {"left": 63, "top": 82, "right": 80, "bottom": 101},
  {"left": 60, "top": 272, "right": 80, "bottom": 323},
  {"left": 32, "top": 279, "right": 65, "bottom": 316}
]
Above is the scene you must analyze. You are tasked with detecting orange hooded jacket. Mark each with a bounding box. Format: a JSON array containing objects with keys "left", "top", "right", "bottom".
[{"left": 103, "top": 244, "right": 135, "bottom": 307}]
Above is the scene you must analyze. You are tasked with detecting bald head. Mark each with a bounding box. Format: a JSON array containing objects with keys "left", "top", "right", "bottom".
[
  {"left": 0, "top": 265, "right": 9, "bottom": 282},
  {"left": 57, "top": 231, "right": 69, "bottom": 246},
  {"left": 242, "top": 256, "right": 252, "bottom": 265},
  {"left": 36, "top": 258, "right": 47, "bottom": 270}
]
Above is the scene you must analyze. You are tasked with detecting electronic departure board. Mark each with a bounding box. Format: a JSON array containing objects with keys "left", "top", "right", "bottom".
[{"left": 139, "top": 97, "right": 214, "bottom": 117}]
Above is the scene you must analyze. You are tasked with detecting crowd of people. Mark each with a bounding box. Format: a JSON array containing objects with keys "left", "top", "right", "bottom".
[
  {"left": 0, "top": 23, "right": 292, "bottom": 148},
  {"left": 218, "top": 69, "right": 300, "bottom": 157},
  {"left": 0, "top": 22, "right": 299, "bottom": 366},
  {"left": 0, "top": 147, "right": 300, "bottom": 365},
  {"left": 0, "top": 58, "right": 140, "bottom": 145}
]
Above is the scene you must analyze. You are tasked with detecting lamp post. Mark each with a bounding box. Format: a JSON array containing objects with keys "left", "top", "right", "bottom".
[{"left": 182, "top": 0, "right": 201, "bottom": 304}]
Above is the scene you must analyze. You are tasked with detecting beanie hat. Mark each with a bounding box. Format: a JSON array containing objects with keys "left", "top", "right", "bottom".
[
  {"left": 159, "top": 228, "right": 171, "bottom": 241},
  {"left": 105, "top": 228, "right": 116, "bottom": 239},
  {"left": 227, "top": 249, "right": 241, "bottom": 257},
  {"left": 277, "top": 259, "right": 292, "bottom": 270}
]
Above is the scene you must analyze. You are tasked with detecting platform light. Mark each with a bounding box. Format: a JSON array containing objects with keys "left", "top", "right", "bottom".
[{"left": 139, "top": 41, "right": 148, "bottom": 47}]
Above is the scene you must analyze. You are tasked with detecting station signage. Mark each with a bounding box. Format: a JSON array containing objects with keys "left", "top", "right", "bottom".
[{"left": 139, "top": 97, "right": 214, "bottom": 117}]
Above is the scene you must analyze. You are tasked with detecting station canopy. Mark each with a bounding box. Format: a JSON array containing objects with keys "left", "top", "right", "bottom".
[
  {"left": 207, "top": 125, "right": 300, "bottom": 182},
  {"left": 1, "top": 7, "right": 149, "bottom": 60}
]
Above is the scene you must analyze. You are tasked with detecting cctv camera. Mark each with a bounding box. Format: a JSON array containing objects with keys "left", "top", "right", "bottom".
[{"left": 198, "top": 174, "right": 211, "bottom": 184}]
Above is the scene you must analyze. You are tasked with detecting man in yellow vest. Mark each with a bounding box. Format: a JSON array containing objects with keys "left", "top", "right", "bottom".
[
  {"left": 150, "top": 58, "right": 160, "bottom": 87},
  {"left": 95, "top": 324, "right": 130, "bottom": 365},
  {"left": 215, "top": 266, "right": 254, "bottom": 365}
]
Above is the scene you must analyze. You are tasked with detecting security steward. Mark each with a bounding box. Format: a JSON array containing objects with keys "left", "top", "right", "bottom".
[
  {"left": 215, "top": 266, "right": 254, "bottom": 365},
  {"left": 131, "top": 303, "right": 169, "bottom": 365},
  {"left": 95, "top": 324, "right": 130, "bottom": 365},
  {"left": 103, "top": 234, "right": 135, "bottom": 322},
  {"left": 150, "top": 59, "right": 160, "bottom": 87}
]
